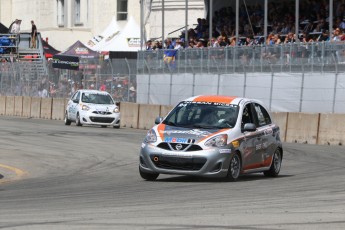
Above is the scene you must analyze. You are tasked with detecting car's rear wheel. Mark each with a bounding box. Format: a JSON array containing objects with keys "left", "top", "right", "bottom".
[
  {"left": 64, "top": 111, "right": 71, "bottom": 125},
  {"left": 139, "top": 167, "right": 159, "bottom": 181},
  {"left": 227, "top": 153, "right": 241, "bottom": 181},
  {"left": 76, "top": 113, "right": 82, "bottom": 126},
  {"left": 264, "top": 148, "right": 282, "bottom": 177}
]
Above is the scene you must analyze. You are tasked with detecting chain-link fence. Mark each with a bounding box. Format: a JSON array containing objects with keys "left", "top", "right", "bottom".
[
  {"left": 0, "top": 57, "right": 138, "bottom": 103},
  {"left": 137, "top": 42, "right": 345, "bottom": 74},
  {"left": 3, "top": 41, "right": 345, "bottom": 107}
]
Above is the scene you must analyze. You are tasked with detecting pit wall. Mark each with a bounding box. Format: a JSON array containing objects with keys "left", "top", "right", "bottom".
[{"left": 0, "top": 96, "right": 344, "bottom": 146}]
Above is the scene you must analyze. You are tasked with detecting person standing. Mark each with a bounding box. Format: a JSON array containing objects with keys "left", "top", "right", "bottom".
[
  {"left": 30, "top": 20, "right": 37, "bottom": 49},
  {"left": 10, "top": 19, "right": 21, "bottom": 51}
]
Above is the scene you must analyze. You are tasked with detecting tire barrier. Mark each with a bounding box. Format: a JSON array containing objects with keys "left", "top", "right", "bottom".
[{"left": 0, "top": 96, "right": 343, "bottom": 146}]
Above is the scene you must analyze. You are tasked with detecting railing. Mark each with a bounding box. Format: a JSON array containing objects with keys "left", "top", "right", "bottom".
[{"left": 137, "top": 42, "right": 345, "bottom": 74}]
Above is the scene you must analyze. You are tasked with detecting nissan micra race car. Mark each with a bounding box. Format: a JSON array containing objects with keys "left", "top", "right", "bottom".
[
  {"left": 139, "top": 95, "right": 283, "bottom": 181},
  {"left": 64, "top": 90, "right": 120, "bottom": 128}
]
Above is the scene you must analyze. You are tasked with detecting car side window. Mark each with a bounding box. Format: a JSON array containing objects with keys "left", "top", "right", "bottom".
[
  {"left": 241, "top": 104, "right": 254, "bottom": 127},
  {"left": 71, "top": 91, "right": 78, "bottom": 100},
  {"left": 72, "top": 91, "right": 80, "bottom": 103},
  {"left": 253, "top": 103, "right": 272, "bottom": 127}
]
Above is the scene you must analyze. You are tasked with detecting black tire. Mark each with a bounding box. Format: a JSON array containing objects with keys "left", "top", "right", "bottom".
[
  {"left": 101, "top": 125, "right": 107, "bottom": 128},
  {"left": 264, "top": 148, "right": 282, "bottom": 177},
  {"left": 64, "top": 111, "right": 71, "bottom": 125},
  {"left": 139, "top": 167, "right": 159, "bottom": 181},
  {"left": 76, "top": 113, "right": 82, "bottom": 126},
  {"left": 227, "top": 153, "right": 241, "bottom": 181},
  {"left": 113, "top": 125, "right": 120, "bottom": 129}
]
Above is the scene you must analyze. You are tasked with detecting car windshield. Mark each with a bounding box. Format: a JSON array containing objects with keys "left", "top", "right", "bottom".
[
  {"left": 81, "top": 93, "right": 114, "bottom": 105},
  {"left": 163, "top": 101, "right": 239, "bottom": 129}
]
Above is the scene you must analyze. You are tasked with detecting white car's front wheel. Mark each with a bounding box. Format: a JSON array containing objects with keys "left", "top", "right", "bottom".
[
  {"left": 76, "top": 113, "right": 82, "bottom": 126},
  {"left": 64, "top": 111, "right": 71, "bottom": 125}
]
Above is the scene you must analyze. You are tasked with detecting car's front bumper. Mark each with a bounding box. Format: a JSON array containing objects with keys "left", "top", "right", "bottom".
[
  {"left": 139, "top": 143, "right": 233, "bottom": 178},
  {"left": 80, "top": 111, "right": 120, "bottom": 127}
]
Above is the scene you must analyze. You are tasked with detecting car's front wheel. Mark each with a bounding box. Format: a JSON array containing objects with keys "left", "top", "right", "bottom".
[
  {"left": 264, "top": 148, "right": 282, "bottom": 177},
  {"left": 64, "top": 111, "right": 71, "bottom": 125},
  {"left": 75, "top": 113, "right": 82, "bottom": 126},
  {"left": 227, "top": 153, "right": 241, "bottom": 181},
  {"left": 139, "top": 167, "right": 159, "bottom": 181}
]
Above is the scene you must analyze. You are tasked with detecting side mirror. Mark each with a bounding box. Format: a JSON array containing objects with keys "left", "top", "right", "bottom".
[
  {"left": 242, "top": 123, "right": 256, "bottom": 132},
  {"left": 72, "top": 99, "right": 79, "bottom": 104},
  {"left": 155, "top": 117, "right": 163, "bottom": 124}
]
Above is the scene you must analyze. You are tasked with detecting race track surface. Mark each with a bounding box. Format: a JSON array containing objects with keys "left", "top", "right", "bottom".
[{"left": 0, "top": 116, "right": 345, "bottom": 230}]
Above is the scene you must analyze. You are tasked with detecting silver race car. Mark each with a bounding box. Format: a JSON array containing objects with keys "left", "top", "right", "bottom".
[
  {"left": 64, "top": 89, "right": 120, "bottom": 128},
  {"left": 139, "top": 95, "right": 283, "bottom": 181}
]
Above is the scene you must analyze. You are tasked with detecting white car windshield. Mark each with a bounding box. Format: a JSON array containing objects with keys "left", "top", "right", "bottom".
[
  {"left": 163, "top": 101, "right": 239, "bottom": 129},
  {"left": 81, "top": 93, "right": 114, "bottom": 105}
]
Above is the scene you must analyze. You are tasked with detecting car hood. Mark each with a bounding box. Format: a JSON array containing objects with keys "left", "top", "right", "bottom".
[
  {"left": 85, "top": 103, "right": 116, "bottom": 111},
  {"left": 155, "top": 123, "right": 229, "bottom": 144}
]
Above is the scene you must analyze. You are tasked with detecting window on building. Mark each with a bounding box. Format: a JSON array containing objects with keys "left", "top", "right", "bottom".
[
  {"left": 117, "top": 0, "right": 128, "bottom": 21},
  {"left": 57, "top": 0, "right": 65, "bottom": 26},
  {"left": 75, "top": 0, "right": 81, "bottom": 24}
]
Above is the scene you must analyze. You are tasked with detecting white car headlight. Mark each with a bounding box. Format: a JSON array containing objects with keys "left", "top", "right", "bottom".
[
  {"left": 113, "top": 107, "right": 120, "bottom": 113},
  {"left": 205, "top": 134, "right": 228, "bottom": 147},
  {"left": 144, "top": 129, "right": 157, "bottom": 143},
  {"left": 82, "top": 105, "right": 90, "bottom": 111}
]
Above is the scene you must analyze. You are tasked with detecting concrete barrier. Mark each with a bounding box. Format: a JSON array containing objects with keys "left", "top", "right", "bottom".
[
  {"left": 22, "top": 97, "right": 32, "bottom": 117},
  {"left": 160, "top": 105, "right": 174, "bottom": 118},
  {"left": 318, "top": 114, "right": 345, "bottom": 145},
  {"left": 52, "top": 98, "right": 65, "bottom": 120},
  {"left": 14, "top": 96, "right": 23, "bottom": 116},
  {"left": 5, "top": 96, "right": 15, "bottom": 116},
  {"left": 120, "top": 102, "right": 139, "bottom": 128},
  {"left": 271, "top": 112, "right": 288, "bottom": 142},
  {"left": 40, "top": 98, "right": 53, "bottom": 119},
  {"left": 138, "top": 104, "right": 161, "bottom": 130},
  {"left": 285, "top": 113, "right": 320, "bottom": 144},
  {"left": 0, "top": 96, "right": 5, "bottom": 115},
  {"left": 30, "top": 97, "right": 41, "bottom": 118},
  {"left": 1, "top": 98, "right": 345, "bottom": 146}
]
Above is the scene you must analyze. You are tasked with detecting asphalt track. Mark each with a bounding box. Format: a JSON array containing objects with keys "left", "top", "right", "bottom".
[{"left": 0, "top": 116, "right": 345, "bottom": 230}]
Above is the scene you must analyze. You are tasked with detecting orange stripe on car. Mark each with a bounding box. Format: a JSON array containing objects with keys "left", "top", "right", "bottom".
[
  {"left": 157, "top": 124, "right": 166, "bottom": 140},
  {"left": 193, "top": 95, "right": 237, "bottom": 104}
]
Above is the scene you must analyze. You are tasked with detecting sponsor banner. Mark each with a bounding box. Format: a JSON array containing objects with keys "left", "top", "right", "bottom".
[
  {"left": 127, "top": 38, "right": 140, "bottom": 47},
  {"left": 52, "top": 55, "right": 80, "bottom": 70}
]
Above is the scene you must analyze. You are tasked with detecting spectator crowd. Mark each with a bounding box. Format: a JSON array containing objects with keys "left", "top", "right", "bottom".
[{"left": 146, "top": 0, "right": 345, "bottom": 51}]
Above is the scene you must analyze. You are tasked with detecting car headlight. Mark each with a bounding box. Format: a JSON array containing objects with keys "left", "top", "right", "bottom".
[
  {"left": 144, "top": 129, "right": 157, "bottom": 143},
  {"left": 205, "top": 134, "right": 228, "bottom": 147},
  {"left": 82, "top": 105, "right": 90, "bottom": 111},
  {"left": 113, "top": 107, "right": 120, "bottom": 113}
]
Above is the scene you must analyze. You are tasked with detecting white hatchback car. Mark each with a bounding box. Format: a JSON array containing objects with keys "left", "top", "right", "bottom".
[{"left": 64, "top": 89, "right": 121, "bottom": 128}]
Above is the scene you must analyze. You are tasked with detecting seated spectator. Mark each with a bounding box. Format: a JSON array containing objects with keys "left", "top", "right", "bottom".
[
  {"left": 331, "top": 28, "right": 342, "bottom": 42},
  {"left": 273, "top": 34, "right": 282, "bottom": 44}
]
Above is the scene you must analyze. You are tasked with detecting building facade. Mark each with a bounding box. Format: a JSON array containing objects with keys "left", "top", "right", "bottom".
[{"left": 0, "top": 0, "right": 204, "bottom": 51}]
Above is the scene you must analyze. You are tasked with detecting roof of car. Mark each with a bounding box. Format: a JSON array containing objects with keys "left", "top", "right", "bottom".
[
  {"left": 184, "top": 95, "right": 245, "bottom": 104},
  {"left": 78, "top": 90, "right": 110, "bottom": 94}
]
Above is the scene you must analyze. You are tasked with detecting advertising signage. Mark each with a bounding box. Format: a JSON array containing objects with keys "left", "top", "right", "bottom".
[{"left": 52, "top": 55, "right": 80, "bottom": 70}]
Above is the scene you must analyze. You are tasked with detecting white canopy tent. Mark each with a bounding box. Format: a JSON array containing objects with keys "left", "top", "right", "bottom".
[
  {"left": 86, "top": 16, "right": 120, "bottom": 51},
  {"left": 97, "top": 16, "right": 141, "bottom": 52}
]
